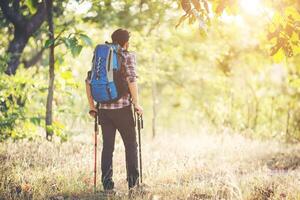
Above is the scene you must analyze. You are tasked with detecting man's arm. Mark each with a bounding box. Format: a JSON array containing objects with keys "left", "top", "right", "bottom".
[
  {"left": 128, "top": 80, "right": 139, "bottom": 105},
  {"left": 127, "top": 79, "right": 143, "bottom": 115},
  {"left": 85, "top": 71, "right": 97, "bottom": 117},
  {"left": 125, "top": 53, "right": 143, "bottom": 115}
]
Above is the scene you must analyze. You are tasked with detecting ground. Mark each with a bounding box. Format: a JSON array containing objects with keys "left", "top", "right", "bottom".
[{"left": 1, "top": 128, "right": 300, "bottom": 200}]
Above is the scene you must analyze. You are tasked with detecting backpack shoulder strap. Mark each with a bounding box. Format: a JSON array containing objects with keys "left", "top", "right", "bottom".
[
  {"left": 91, "top": 45, "right": 103, "bottom": 80},
  {"left": 106, "top": 46, "right": 114, "bottom": 82}
]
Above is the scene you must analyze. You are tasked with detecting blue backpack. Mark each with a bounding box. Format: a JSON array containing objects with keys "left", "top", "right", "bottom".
[{"left": 90, "top": 43, "right": 128, "bottom": 103}]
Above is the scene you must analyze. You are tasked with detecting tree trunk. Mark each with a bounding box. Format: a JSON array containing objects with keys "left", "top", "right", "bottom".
[
  {"left": 152, "top": 80, "right": 157, "bottom": 139},
  {"left": 286, "top": 104, "right": 291, "bottom": 143},
  {"left": 151, "top": 53, "right": 158, "bottom": 139},
  {"left": 229, "top": 90, "right": 234, "bottom": 127},
  {"left": 246, "top": 99, "right": 250, "bottom": 129},
  {"left": 45, "top": 0, "right": 54, "bottom": 141},
  {"left": 253, "top": 100, "right": 259, "bottom": 131},
  {"left": 5, "top": 29, "right": 29, "bottom": 75},
  {"left": 270, "top": 97, "right": 274, "bottom": 136},
  {"left": 23, "top": 48, "right": 45, "bottom": 68}
]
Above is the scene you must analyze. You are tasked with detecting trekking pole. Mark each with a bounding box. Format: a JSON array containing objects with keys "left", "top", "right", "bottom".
[
  {"left": 93, "top": 105, "right": 99, "bottom": 194},
  {"left": 136, "top": 112, "right": 144, "bottom": 184}
]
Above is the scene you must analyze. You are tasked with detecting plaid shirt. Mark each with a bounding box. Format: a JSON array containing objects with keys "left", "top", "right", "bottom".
[{"left": 99, "top": 50, "right": 137, "bottom": 109}]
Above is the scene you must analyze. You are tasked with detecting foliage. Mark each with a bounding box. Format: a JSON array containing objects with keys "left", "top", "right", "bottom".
[
  {"left": 177, "top": 0, "right": 300, "bottom": 60},
  {"left": 45, "top": 31, "right": 92, "bottom": 57},
  {"left": 0, "top": 70, "right": 39, "bottom": 141},
  {"left": 268, "top": 6, "right": 300, "bottom": 59},
  {"left": 83, "top": 0, "right": 175, "bottom": 31},
  {"left": 1, "top": 0, "right": 300, "bottom": 142},
  {"left": 0, "top": 49, "right": 81, "bottom": 141}
]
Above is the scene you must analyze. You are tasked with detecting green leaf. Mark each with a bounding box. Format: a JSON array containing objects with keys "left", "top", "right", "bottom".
[
  {"left": 44, "top": 39, "right": 54, "bottom": 48},
  {"left": 25, "top": 0, "right": 38, "bottom": 14},
  {"left": 30, "top": 117, "right": 41, "bottom": 125},
  {"left": 62, "top": 37, "right": 71, "bottom": 48},
  {"left": 71, "top": 45, "right": 83, "bottom": 57},
  {"left": 63, "top": 37, "right": 82, "bottom": 57},
  {"left": 69, "top": 37, "right": 78, "bottom": 48},
  {"left": 79, "top": 34, "right": 93, "bottom": 46}
]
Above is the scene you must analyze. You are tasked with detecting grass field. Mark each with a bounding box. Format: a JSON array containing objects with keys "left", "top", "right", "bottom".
[{"left": 1, "top": 128, "right": 300, "bottom": 200}]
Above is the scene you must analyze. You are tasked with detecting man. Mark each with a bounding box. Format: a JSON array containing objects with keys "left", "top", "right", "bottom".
[{"left": 85, "top": 29, "right": 143, "bottom": 193}]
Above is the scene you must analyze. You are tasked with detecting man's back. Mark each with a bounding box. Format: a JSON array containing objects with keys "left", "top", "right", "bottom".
[{"left": 99, "top": 50, "right": 137, "bottom": 110}]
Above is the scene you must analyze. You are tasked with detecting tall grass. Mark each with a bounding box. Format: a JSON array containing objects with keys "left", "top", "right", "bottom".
[{"left": 1, "top": 129, "right": 300, "bottom": 200}]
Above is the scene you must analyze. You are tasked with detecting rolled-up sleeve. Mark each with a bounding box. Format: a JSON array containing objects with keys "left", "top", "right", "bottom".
[{"left": 124, "top": 52, "right": 138, "bottom": 83}]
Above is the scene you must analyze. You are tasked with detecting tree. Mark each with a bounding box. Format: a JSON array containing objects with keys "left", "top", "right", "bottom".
[
  {"left": 177, "top": 0, "right": 300, "bottom": 59},
  {"left": 45, "top": 0, "right": 54, "bottom": 141},
  {"left": 0, "top": 0, "right": 48, "bottom": 75},
  {"left": 83, "top": 0, "right": 174, "bottom": 32}
]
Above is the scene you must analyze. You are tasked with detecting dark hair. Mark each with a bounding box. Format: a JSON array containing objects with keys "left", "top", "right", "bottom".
[{"left": 111, "top": 29, "right": 130, "bottom": 47}]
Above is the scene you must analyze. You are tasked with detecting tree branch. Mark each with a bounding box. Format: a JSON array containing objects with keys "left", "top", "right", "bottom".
[
  {"left": 26, "top": 1, "right": 47, "bottom": 36},
  {"left": 0, "top": 0, "right": 25, "bottom": 28},
  {"left": 22, "top": 47, "right": 45, "bottom": 68},
  {"left": 12, "top": 0, "right": 21, "bottom": 11}
]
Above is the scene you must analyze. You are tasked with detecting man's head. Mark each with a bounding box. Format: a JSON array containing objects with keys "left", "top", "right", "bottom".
[{"left": 111, "top": 29, "right": 130, "bottom": 49}]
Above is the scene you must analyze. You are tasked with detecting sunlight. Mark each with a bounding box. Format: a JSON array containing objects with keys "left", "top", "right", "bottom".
[
  {"left": 66, "top": 1, "right": 92, "bottom": 14},
  {"left": 239, "top": 0, "right": 262, "bottom": 16}
]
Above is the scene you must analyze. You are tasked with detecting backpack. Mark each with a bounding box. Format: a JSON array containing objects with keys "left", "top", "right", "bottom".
[{"left": 89, "top": 43, "right": 128, "bottom": 103}]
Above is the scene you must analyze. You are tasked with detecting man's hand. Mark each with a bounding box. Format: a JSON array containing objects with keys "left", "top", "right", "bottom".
[
  {"left": 89, "top": 109, "right": 97, "bottom": 118},
  {"left": 134, "top": 104, "right": 143, "bottom": 115}
]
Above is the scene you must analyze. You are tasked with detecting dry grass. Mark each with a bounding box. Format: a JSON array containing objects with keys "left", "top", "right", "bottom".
[{"left": 1, "top": 128, "right": 300, "bottom": 200}]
